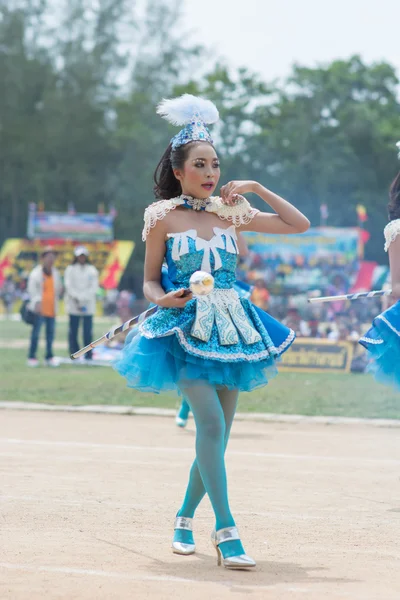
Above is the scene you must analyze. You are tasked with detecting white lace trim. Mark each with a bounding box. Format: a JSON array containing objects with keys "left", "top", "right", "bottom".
[
  {"left": 205, "top": 196, "right": 260, "bottom": 227},
  {"left": 359, "top": 336, "right": 384, "bottom": 345},
  {"left": 274, "top": 328, "right": 296, "bottom": 354},
  {"left": 140, "top": 323, "right": 275, "bottom": 361},
  {"left": 384, "top": 219, "right": 400, "bottom": 252},
  {"left": 377, "top": 314, "right": 400, "bottom": 337},
  {"left": 139, "top": 318, "right": 295, "bottom": 361},
  {"left": 142, "top": 195, "right": 258, "bottom": 241},
  {"left": 142, "top": 198, "right": 183, "bottom": 241}
]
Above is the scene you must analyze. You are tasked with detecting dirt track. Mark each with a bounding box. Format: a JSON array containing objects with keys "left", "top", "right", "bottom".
[{"left": 1, "top": 410, "right": 399, "bottom": 600}]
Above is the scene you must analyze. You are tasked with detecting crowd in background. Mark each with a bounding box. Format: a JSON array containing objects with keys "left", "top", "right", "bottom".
[
  {"left": 234, "top": 250, "right": 385, "bottom": 345},
  {"left": 0, "top": 248, "right": 387, "bottom": 372},
  {"left": 246, "top": 278, "right": 382, "bottom": 343},
  {"left": 1, "top": 256, "right": 385, "bottom": 342}
]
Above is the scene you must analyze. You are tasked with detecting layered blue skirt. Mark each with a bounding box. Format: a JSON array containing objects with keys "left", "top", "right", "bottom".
[
  {"left": 359, "top": 301, "right": 400, "bottom": 391},
  {"left": 114, "top": 295, "right": 294, "bottom": 395}
]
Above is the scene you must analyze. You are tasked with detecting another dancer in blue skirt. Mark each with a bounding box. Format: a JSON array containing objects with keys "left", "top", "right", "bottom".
[
  {"left": 114, "top": 95, "right": 310, "bottom": 569},
  {"left": 360, "top": 149, "right": 400, "bottom": 391}
]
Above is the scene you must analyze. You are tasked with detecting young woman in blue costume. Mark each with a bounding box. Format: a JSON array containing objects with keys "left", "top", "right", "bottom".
[
  {"left": 114, "top": 95, "right": 310, "bottom": 569},
  {"left": 124, "top": 238, "right": 252, "bottom": 429},
  {"left": 175, "top": 233, "right": 251, "bottom": 428},
  {"left": 360, "top": 151, "right": 400, "bottom": 391}
]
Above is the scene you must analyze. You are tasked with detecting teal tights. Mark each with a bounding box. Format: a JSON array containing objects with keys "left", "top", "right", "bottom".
[{"left": 173, "top": 383, "right": 245, "bottom": 559}]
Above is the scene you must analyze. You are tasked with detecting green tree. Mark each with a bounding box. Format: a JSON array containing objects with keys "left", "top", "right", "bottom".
[
  {"left": 0, "top": 0, "right": 130, "bottom": 241},
  {"left": 0, "top": 0, "right": 54, "bottom": 238},
  {"left": 245, "top": 56, "right": 400, "bottom": 260},
  {"left": 183, "top": 56, "right": 399, "bottom": 261},
  {"left": 112, "top": 0, "right": 204, "bottom": 277}
]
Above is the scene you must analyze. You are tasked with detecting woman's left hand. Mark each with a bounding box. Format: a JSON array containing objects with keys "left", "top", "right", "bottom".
[{"left": 220, "top": 180, "right": 256, "bottom": 205}]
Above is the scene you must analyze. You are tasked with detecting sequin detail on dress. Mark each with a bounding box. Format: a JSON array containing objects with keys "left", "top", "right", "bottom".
[{"left": 115, "top": 226, "right": 295, "bottom": 393}]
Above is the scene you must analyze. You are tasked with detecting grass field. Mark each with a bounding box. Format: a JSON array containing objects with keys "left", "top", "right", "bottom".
[
  {"left": 0, "top": 316, "right": 118, "bottom": 344},
  {"left": 1, "top": 337, "right": 399, "bottom": 418}
]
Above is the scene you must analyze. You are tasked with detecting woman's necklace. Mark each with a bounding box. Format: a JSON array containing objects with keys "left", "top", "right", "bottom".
[{"left": 179, "top": 194, "right": 212, "bottom": 211}]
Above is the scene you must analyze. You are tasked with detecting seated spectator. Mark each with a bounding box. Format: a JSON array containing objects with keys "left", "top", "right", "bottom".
[{"left": 251, "top": 279, "right": 270, "bottom": 311}]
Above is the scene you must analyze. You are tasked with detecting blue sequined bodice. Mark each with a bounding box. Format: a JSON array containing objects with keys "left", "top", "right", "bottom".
[
  {"left": 114, "top": 206, "right": 295, "bottom": 395},
  {"left": 165, "top": 226, "right": 238, "bottom": 290}
]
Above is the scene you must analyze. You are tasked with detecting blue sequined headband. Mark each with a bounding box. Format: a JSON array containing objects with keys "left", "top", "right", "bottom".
[{"left": 157, "top": 94, "right": 219, "bottom": 151}]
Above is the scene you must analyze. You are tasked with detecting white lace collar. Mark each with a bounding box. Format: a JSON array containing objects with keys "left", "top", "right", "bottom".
[{"left": 142, "top": 196, "right": 259, "bottom": 241}]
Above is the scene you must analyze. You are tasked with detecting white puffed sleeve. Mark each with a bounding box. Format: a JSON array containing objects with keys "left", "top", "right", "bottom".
[
  {"left": 384, "top": 219, "right": 400, "bottom": 252},
  {"left": 142, "top": 200, "right": 178, "bottom": 241}
]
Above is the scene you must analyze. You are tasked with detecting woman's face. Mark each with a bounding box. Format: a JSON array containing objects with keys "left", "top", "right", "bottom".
[{"left": 174, "top": 142, "right": 220, "bottom": 199}]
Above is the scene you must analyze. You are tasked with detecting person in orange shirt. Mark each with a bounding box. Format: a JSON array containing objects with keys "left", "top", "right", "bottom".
[
  {"left": 27, "top": 247, "right": 62, "bottom": 367},
  {"left": 250, "top": 278, "right": 270, "bottom": 311}
]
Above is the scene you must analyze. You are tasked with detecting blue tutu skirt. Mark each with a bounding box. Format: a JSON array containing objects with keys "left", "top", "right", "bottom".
[
  {"left": 359, "top": 301, "right": 400, "bottom": 391},
  {"left": 114, "top": 297, "right": 294, "bottom": 394}
]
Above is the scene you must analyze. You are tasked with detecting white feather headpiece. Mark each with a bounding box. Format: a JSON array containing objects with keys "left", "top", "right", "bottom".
[
  {"left": 396, "top": 141, "right": 400, "bottom": 160},
  {"left": 157, "top": 94, "right": 219, "bottom": 149},
  {"left": 157, "top": 94, "right": 219, "bottom": 126}
]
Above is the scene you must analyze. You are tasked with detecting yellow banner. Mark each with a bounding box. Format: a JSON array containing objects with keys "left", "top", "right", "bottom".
[
  {"left": 0, "top": 238, "right": 134, "bottom": 289},
  {"left": 280, "top": 338, "right": 354, "bottom": 373}
]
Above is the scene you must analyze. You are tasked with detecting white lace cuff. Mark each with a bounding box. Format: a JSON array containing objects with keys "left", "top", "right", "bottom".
[
  {"left": 206, "top": 196, "right": 259, "bottom": 227},
  {"left": 384, "top": 219, "right": 400, "bottom": 252}
]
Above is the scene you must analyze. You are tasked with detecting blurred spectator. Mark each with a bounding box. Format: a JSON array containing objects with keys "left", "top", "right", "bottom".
[
  {"left": 251, "top": 279, "right": 270, "bottom": 311},
  {"left": 113, "top": 290, "right": 137, "bottom": 344},
  {"left": 64, "top": 246, "right": 99, "bottom": 361},
  {"left": 326, "top": 325, "right": 339, "bottom": 341},
  {"left": 27, "top": 247, "right": 62, "bottom": 367},
  {"left": 283, "top": 308, "right": 311, "bottom": 337},
  {"left": 325, "top": 274, "right": 349, "bottom": 319},
  {"left": 242, "top": 249, "right": 359, "bottom": 298},
  {"left": 116, "top": 290, "right": 136, "bottom": 322},
  {"left": 308, "top": 319, "right": 321, "bottom": 338},
  {"left": 1, "top": 275, "right": 17, "bottom": 318},
  {"left": 103, "top": 289, "right": 119, "bottom": 316}
]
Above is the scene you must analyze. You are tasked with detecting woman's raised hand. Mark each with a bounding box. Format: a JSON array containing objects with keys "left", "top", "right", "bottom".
[{"left": 220, "top": 180, "right": 256, "bottom": 205}]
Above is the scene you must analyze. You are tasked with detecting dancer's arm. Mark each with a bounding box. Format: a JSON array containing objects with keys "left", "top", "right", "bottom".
[
  {"left": 236, "top": 232, "right": 249, "bottom": 256},
  {"left": 221, "top": 180, "right": 310, "bottom": 234},
  {"left": 143, "top": 225, "right": 192, "bottom": 308},
  {"left": 389, "top": 236, "right": 400, "bottom": 301}
]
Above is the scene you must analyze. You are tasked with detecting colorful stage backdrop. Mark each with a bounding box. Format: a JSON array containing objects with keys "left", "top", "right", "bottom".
[{"left": 0, "top": 238, "right": 134, "bottom": 289}]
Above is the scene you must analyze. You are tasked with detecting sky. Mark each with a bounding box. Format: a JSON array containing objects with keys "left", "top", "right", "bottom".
[{"left": 183, "top": 0, "right": 400, "bottom": 83}]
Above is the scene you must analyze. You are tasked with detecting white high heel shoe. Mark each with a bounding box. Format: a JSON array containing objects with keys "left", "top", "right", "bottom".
[
  {"left": 211, "top": 526, "right": 256, "bottom": 570},
  {"left": 175, "top": 414, "right": 188, "bottom": 428},
  {"left": 172, "top": 516, "right": 195, "bottom": 555}
]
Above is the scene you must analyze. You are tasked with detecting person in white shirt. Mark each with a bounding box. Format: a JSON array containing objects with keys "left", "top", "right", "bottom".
[{"left": 64, "top": 246, "right": 99, "bottom": 360}]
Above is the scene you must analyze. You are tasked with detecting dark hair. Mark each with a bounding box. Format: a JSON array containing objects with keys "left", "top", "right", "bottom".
[
  {"left": 153, "top": 141, "right": 214, "bottom": 199},
  {"left": 388, "top": 171, "right": 400, "bottom": 221}
]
